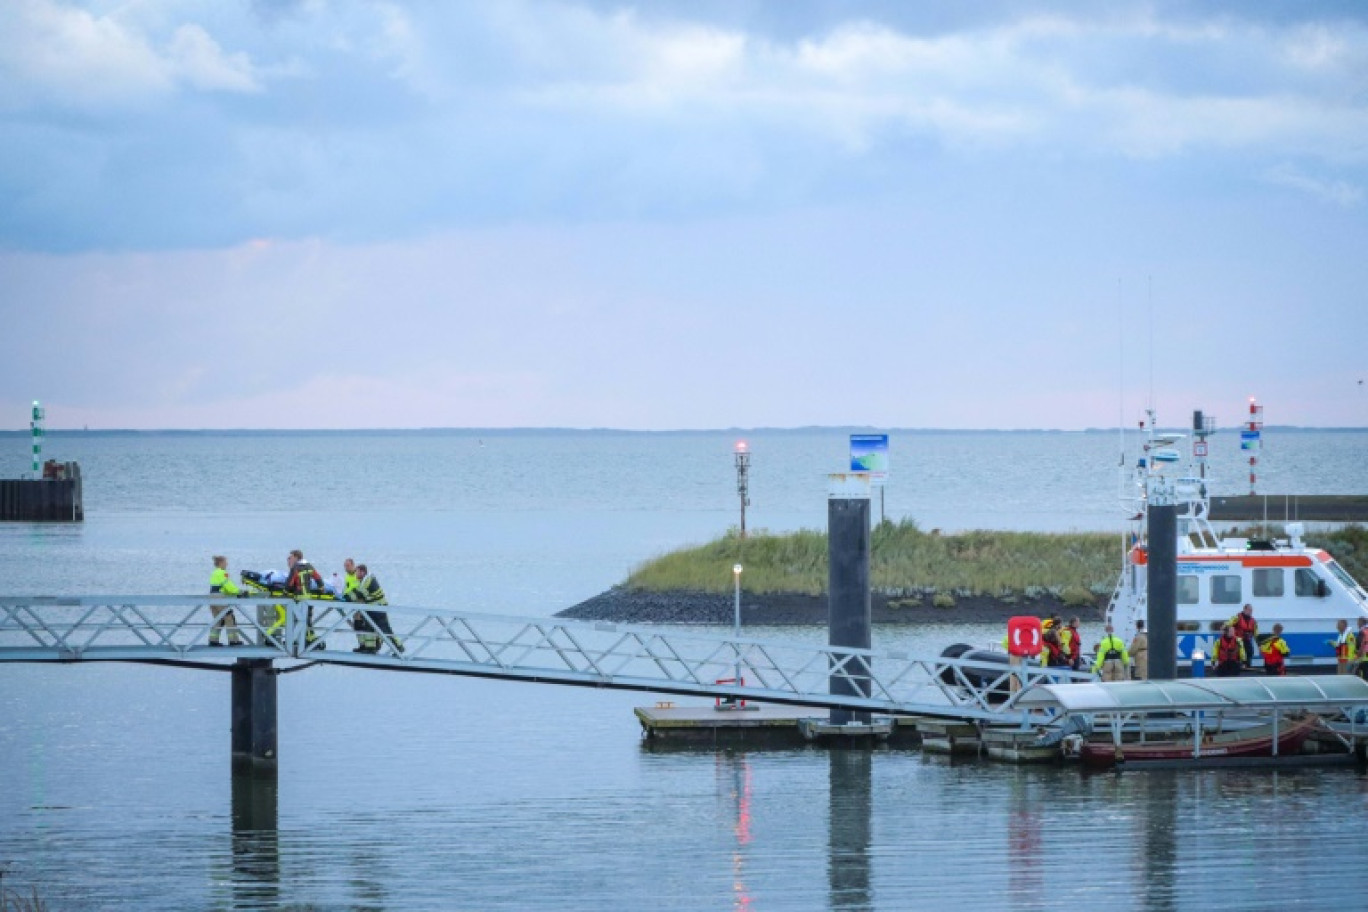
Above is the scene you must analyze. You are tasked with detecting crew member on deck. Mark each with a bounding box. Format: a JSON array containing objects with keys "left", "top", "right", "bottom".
[
  {"left": 1092, "top": 624, "right": 1130, "bottom": 682},
  {"left": 1061, "top": 617, "right": 1083, "bottom": 672},
  {"left": 1330, "top": 620, "right": 1357, "bottom": 675},
  {"left": 1214, "top": 625, "right": 1245, "bottom": 677},
  {"left": 1129, "top": 619, "right": 1148, "bottom": 680},
  {"left": 1260, "top": 623, "right": 1290, "bottom": 676},
  {"left": 1230, "top": 604, "right": 1259, "bottom": 669},
  {"left": 1041, "top": 628, "right": 1070, "bottom": 669}
]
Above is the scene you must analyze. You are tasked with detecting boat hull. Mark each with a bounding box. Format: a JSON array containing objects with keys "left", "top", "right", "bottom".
[{"left": 1079, "top": 715, "right": 1320, "bottom": 768}]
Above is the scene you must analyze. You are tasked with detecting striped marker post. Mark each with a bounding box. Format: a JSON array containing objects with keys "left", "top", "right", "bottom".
[{"left": 30, "top": 400, "right": 44, "bottom": 478}]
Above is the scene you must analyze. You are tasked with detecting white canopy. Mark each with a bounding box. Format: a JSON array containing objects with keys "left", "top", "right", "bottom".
[{"left": 1013, "top": 675, "right": 1368, "bottom": 714}]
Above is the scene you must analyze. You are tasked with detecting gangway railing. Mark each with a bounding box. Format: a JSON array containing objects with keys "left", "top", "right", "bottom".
[{"left": 0, "top": 595, "right": 1094, "bottom": 723}]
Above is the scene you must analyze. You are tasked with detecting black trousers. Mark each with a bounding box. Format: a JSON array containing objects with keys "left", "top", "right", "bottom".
[{"left": 353, "top": 609, "right": 395, "bottom": 638}]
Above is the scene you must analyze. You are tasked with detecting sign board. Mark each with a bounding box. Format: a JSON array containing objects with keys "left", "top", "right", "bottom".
[
  {"left": 1193, "top": 441, "right": 1207, "bottom": 458},
  {"left": 1240, "top": 430, "right": 1261, "bottom": 451},
  {"left": 849, "top": 434, "right": 889, "bottom": 486}
]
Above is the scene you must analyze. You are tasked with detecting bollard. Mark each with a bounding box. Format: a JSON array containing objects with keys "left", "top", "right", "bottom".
[
  {"left": 828, "top": 473, "right": 872, "bottom": 726},
  {"left": 1190, "top": 650, "right": 1205, "bottom": 679}
]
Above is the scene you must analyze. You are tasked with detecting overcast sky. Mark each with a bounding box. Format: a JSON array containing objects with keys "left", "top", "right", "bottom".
[{"left": 2, "top": 1, "right": 1367, "bottom": 430}]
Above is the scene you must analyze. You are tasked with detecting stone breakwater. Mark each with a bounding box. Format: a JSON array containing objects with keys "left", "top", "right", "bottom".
[{"left": 556, "top": 586, "right": 1103, "bottom": 626}]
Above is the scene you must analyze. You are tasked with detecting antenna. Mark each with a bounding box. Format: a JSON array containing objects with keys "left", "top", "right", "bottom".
[
  {"left": 1147, "top": 274, "right": 1154, "bottom": 413},
  {"left": 1118, "top": 278, "right": 1125, "bottom": 465}
]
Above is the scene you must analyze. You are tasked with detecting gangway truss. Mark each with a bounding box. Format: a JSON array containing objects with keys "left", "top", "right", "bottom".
[{"left": 0, "top": 595, "right": 1091, "bottom": 723}]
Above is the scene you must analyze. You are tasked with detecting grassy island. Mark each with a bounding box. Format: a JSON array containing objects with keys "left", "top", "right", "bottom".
[{"left": 625, "top": 520, "right": 1368, "bottom": 610}]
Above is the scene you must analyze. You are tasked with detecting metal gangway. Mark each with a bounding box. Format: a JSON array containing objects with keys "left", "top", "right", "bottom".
[{"left": 0, "top": 594, "right": 1091, "bottom": 724}]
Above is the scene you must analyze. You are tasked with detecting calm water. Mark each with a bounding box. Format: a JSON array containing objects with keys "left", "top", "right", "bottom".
[{"left": 2, "top": 429, "right": 1368, "bottom": 910}]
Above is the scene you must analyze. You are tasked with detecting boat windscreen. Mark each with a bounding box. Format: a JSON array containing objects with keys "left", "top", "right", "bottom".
[{"left": 1326, "top": 560, "right": 1365, "bottom": 595}]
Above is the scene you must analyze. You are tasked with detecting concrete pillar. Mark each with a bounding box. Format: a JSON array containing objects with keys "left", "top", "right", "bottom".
[
  {"left": 828, "top": 474, "right": 872, "bottom": 725},
  {"left": 231, "top": 659, "right": 278, "bottom": 774},
  {"left": 1147, "top": 494, "right": 1178, "bottom": 681}
]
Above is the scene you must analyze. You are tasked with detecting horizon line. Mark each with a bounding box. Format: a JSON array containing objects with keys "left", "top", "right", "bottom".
[{"left": 3, "top": 424, "right": 1365, "bottom": 435}]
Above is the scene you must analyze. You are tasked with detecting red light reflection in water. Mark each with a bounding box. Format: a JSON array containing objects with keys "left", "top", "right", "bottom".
[{"left": 720, "top": 754, "right": 753, "bottom": 911}]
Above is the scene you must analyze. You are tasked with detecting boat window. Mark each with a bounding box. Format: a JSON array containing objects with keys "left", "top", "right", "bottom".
[
  {"left": 1176, "top": 621, "right": 1200, "bottom": 632},
  {"left": 1295, "top": 568, "right": 1321, "bottom": 597},
  {"left": 1208, "top": 620, "right": 1225, "bottom": 632},
  {"left": 1178, "top": 575, "right": 1199, "bottom": 604},
  {"left": 1211, "top": 575, "right": 1241, "bottom": 604},
  {"left": 1327, "top": 560, "right": 1362, "bottom": 593},
  {"left": 1253, "top": 568, "right": 1284, "bottom": 598}
]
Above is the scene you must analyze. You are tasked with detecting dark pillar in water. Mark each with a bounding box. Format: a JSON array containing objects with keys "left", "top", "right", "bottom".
[
  {"left": 231, "top": 659, "right": 278, "bottom": 774},
  {"left": 1148, "top": 501, "right": 1178, "bottom": 681},
  {"left": 828, "top": 475, "right": 872, "bottom": 725}
]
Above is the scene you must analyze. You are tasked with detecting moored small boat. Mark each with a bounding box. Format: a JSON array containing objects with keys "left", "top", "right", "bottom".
[{"left": 1078, "top": 713, "right": 1321, "bottom": 768}]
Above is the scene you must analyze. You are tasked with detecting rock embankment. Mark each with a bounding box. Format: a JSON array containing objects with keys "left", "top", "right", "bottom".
[{"left": 556, "top": 586, "right": 1103, "bottom": 626}]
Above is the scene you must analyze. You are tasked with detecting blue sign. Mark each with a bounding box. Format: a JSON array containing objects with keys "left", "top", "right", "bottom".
[
  {"left": 849, "top": 434, "right": 889, "bottom": 486},
  {"left": 1240, "top": 430, "right": 1261, "bottom": 451}
]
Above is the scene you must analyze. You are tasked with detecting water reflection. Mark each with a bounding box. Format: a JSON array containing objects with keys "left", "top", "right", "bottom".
[
  {"left": 828, "top": 750, "right": 872, "bottom": 911},
  {"left": 1137, "top": 773, "right": 1177, "bottom": 912},
  {"left": 228, "top": 773, "right": 279, "bottom": 910},
  {"left": 717, "top": 752, "right": 753, "bottom": 911},
  {"left": 1005, "top": 769, "right": 1046, "bottom": 908}
]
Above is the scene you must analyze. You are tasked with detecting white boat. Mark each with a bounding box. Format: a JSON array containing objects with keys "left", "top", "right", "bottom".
[{"left": 1104, "top": 412, "right": 1368, "bottom": 670}]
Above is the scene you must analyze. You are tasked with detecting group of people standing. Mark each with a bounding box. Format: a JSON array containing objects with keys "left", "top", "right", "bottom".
[
  {"left": 207, "top": 551, "right": 400, "bottom": 655},
  {"left": 1208, "top": 603, "right": 1368, "bottom": 678},
  {"left": 1037, "top": 615, "right": 1149, "bottom": 682}
]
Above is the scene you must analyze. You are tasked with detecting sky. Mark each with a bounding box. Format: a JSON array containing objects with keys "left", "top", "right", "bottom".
[{"left": 2, "top": 0, "right": 1367, "bottom": 430}]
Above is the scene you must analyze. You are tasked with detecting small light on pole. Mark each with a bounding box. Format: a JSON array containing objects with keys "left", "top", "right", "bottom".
[{"left": 732, "top": 563, "right": 743, "bottom": 689}]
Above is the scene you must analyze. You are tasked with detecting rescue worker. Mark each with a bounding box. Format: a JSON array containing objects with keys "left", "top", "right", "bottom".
[
  {"left": 1260, "top": 623, "right": 1290, "bottom": 676},
  {"left": 285, "top": 550, "right": 323, "bottom": 595},
  {"left": 1213, "top": 624, "right": 1245, "bottom": 677},
  {"left": 1129, "top": 619, "right": 1148, "bottom": 680},
  {"left": 1230, "top": 604, "right": 1259, "bottom": 669},
  {"left": 342, "top": 558, "right": 360, "bottom": 598},
  {"left": 1329, "top": 619, "right": 1357, "bottom": 675},
  {"left": 1041, "top": 628, "right": 1070, "bottom": 669},
  {"left": 282, "top": 550, "right": 325, "bottom": 649},
  {"left": 347, "top": 563, "right": 401, "bottom": 654},
  {"left": 1061, "top": 617, "right": 1083, "bottom": 672},
  {"left": 208, "top": 555, "right": 244, "bottom": 647},
  {"left": 1092, "top": 624, "right": 1130, "bottom": 682}
]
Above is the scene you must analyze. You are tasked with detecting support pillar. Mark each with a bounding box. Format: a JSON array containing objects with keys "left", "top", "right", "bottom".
[
  {"left": 828, "top": 474, "right": 872, "bottom": 725},
  {"left": 231, "top": 659, "right": 278, "bottom": 775},
  {"left": 1148, "top": 487, "right": 1178, "bottom": 681}
]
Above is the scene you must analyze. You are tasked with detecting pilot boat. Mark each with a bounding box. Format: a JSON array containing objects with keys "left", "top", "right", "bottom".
[{"left": 1103, "top": 414, "right": 1368, "bottom": 671}]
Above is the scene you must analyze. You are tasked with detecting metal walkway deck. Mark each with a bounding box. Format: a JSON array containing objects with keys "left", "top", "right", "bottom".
[{"left": 0, "top": 595, "right": 1090, "bottom": 723}]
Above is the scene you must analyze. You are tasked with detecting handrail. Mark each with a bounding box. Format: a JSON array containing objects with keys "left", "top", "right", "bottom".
[{"left": 0, "top": 594, "right": 1095, "bottom": 723}]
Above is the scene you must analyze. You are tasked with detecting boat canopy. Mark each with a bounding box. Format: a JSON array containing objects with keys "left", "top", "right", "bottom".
[{"left": 1014, "top": 675, "right": 1368, "bottom": 715}]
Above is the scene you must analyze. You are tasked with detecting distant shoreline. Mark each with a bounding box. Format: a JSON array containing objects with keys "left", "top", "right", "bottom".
[
  {"left": 556, "top": 586, "right": 1104, "bottom": 627},
  {"left": 2, "top": 425, "right": 1362, "bottom": 437}
]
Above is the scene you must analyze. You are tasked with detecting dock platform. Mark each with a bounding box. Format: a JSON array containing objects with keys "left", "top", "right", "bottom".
[{"left": 635, "top": 702, "right": 909, "bottom": 747}]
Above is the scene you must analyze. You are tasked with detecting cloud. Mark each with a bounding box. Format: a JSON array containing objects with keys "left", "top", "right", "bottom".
[
  {"left": 0, "top": 0, "right": 260, "bottom": 108},
  {"left": 3, "top": 2, "right": 1368, "bottom": 250},
  {"left": 1263, "top": 163, "right": 1363, "bottom": 207}
]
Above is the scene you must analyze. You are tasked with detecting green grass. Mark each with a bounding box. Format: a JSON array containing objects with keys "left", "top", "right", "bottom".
[
  {"left": 625, "top": 520, "right": 1122, "bottom": 597},
  {"left": 624, "top": 521, "right": 1368, "bottom": 598}
]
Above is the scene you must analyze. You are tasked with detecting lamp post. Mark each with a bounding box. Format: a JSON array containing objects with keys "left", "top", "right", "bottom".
[
  {"left": 734, "top": 441, "right": 750, "bottom": 538},
  {"left": 732, "top": 563, "right": 743, "bottom": 689}
]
